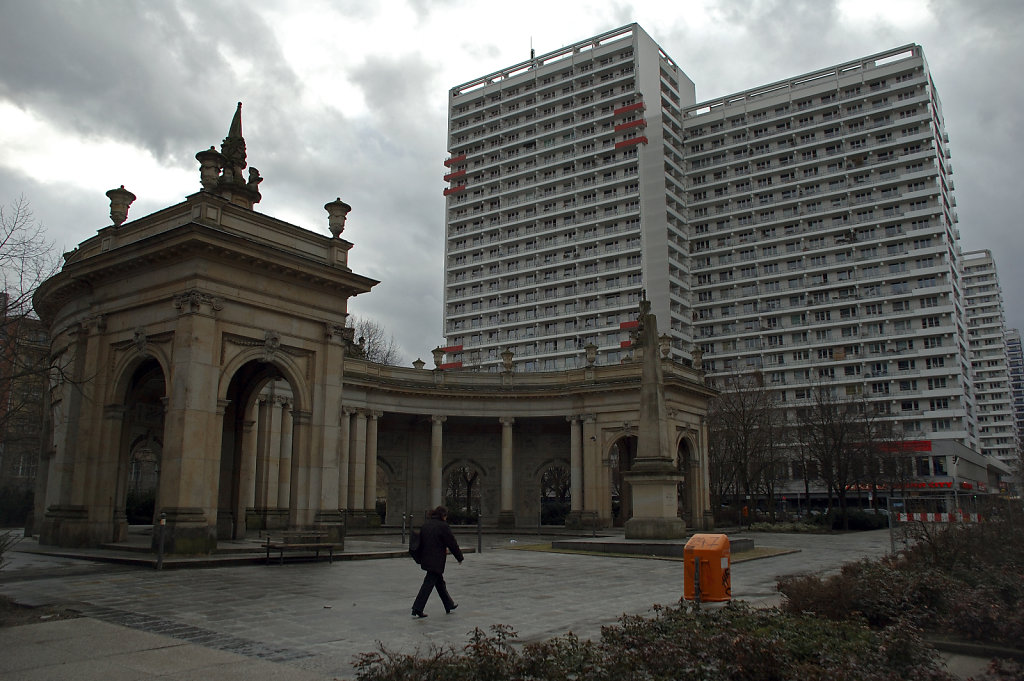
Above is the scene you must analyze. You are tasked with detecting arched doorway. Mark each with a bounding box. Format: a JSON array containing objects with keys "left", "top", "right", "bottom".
[
  {"left": 609, "top": 435, "right": 638, "bottom": 526},
  {"left": 539, "top": 462, "right": 570, "bottom": 526},
  {"left": 444, "top": 462, "right": 482, "bottom": 525},
  {"left": 116, "top": 359, "right": 166, "bottom": 539},
  {"left": 220, "top": 361, "right": 295, "bottom": 540}
]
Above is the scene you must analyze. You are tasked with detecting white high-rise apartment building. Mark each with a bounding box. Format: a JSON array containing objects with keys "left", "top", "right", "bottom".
[
  {"left": 682, "top": 44, "right": 975, "bottom": 448},
  {"left": 442, "top": 25, "right": 695, "bottom": 371},
  {"left": 442, "top": 29, "right": 976, "bottom": 449},
  {"left": 1004, "top": 329, "right": 1024, "bottom": 454},
  {"left": 963, "top": 250, "right": 1019, "bottom": 466}
]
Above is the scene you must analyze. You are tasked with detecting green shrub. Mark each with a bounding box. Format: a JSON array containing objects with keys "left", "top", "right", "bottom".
[
  {"left": 0, "top": 531, "right": 19, "bottom": 571},
  {"left": 353, "top": 603, "right": 954, "bottom": 681},
  {"left": 778, "top": 517, "right": 1024, "bottom": 647},
  {"left": 747, "top": 521, "right": 823, "bottom": 533},
  {"left": 808, "top": 509, "right": 889, "bottom": 531}
]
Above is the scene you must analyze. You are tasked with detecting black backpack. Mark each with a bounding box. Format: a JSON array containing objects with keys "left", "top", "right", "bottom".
[{"left": 408, "top": 529, "right": 422, "bottom": 563}]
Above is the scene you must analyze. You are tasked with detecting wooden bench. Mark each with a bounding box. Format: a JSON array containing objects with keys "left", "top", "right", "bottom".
[{"left": 263, "top": 531, "right": 340, "bottom": 565}]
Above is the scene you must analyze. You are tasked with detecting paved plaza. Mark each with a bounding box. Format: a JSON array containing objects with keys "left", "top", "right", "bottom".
[{"left": 0, "top": 529, "right": 976, "bottom": 680}]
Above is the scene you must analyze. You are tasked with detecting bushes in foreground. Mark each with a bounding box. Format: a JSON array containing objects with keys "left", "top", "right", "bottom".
[
  {"left": 778, "top": 514, "right": 1024, "bottom": 648},
  {"left": 353, "top": 602, "right": 954, "bottom": 681}
]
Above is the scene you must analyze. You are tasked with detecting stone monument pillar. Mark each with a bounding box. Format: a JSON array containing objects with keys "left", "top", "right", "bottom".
[{"left": 623, "top": 300, "right": 687, "bottom": 539}]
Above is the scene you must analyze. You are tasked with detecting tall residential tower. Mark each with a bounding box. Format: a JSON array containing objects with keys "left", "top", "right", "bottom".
[
  {"left": 962, "top": 250, "right": 1019, "bottom": 466},
  {"left": 442, "top": 25, "right": 695, "bottom": 371},
  {"left": 682, "top": 44, "right": 975, "bottom": 448},
  {"left": 443, "top": 29, "right": 977, "bottom": 450}
]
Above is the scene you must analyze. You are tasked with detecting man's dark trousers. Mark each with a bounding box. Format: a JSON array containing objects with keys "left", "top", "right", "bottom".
[{"left": 413, "top": 570, "right": 455, "bottom": 612}]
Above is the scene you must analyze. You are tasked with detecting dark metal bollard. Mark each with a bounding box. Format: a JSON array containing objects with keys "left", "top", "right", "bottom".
[
  {"left": 401, "top": 514, "right": 407, "bottom": 545},
  {"left": 477, "top": 513, "right": 482, "bottom": 554},
  {"left": 156, "top": 512, "right": 166, "bottom": 570}
]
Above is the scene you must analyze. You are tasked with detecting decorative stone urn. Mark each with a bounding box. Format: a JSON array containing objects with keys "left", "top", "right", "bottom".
[
  {"left": 324, "top": 197, "right": 352, "bottom": 238},
  {"left": 106, "top": 185, "right": 136, "bottom": 227}
]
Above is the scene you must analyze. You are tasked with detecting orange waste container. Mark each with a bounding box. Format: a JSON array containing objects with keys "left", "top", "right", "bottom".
[{"left": 683, "top": 534, "right": 731, "bottom": 602}]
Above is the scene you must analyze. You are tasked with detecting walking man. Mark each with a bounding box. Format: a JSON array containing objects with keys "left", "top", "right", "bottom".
[{"left": 411, "top": 506, "right": 464, "bottom": 618}]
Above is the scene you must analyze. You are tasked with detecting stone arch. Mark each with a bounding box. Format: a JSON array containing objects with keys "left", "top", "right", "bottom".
[
  {"left": 217, "top": 345, "right": 312, "bottom": 415},
  {"left": 607, "top": 433, "right": 638, "bottom": 526},
  {"left": 108, "top": 345, "right": 171, "bottom": 406},
  {"left": 217, "top": 358, "right": 303, "bottom": 539},
  {"left": 112, "top": 358, "right": 167, "bottom": 543},
  {"left": 443, "top": 459, "right": 486, "bottom": 524}
]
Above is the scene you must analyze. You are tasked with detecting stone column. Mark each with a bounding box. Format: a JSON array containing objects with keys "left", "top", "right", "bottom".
[
  {"left": 287, "top": 409, "right": 312, "bottom": 528},
  {"left": 498, "top": 416, "right": 516, "bottom": 528},
  {"left": 363, "top": 411, "right": 381, "bottom": 527},
  {"left": 38, "top": 325, "right": 83, "bottom": 548},
  {"left": 565, "top": 416, "right": 584, "bottom": 528},
  {"left": 157, "top": 291, "right": 222, "bottom": 554},
  {"left": 348, "top": 410, "right": 367, "bottom": 525},
  {"left": 105, "top": 405, "right": 129, "bottom": 543},
  {"left": 430, "top": 415, "right": 446, "bottom": 509},
  {"left": 254, "top": 397, "right": 272, "bottom": 509},
  {"left": 234, "top": 413, "right": 257, "bottom": 538},
  {"left": 276, "top": 402, "right": 292, "bottom": 508},
  {"left": 581, "top": 414, "right": 600, "bottom": 528},
  {"left": 337, "top": 408, "right": 352, "bottom": 512}
]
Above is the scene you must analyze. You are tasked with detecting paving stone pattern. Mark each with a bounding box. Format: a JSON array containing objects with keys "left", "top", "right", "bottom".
[{"left": 0, "top": 530, "right": 894, "bottom": 679}]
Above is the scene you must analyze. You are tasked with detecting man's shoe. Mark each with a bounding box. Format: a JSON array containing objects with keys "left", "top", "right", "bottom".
[
  {"left": 445, "top": 603, "right": 458, "bottom": 614},
  {"left": 411, "top": 610, "right": 427, "bottom": 618}
]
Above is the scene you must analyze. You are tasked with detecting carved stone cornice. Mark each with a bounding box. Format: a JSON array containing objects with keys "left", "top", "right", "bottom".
[
  {"left": 174, "top": 289, "right": 223, "bottom": 316},
  {"left": 223, "top": 331, "right": 301, "bottom": 360},
  {"left": 82, "top": 314, "right": 107, "bottom": 334}
]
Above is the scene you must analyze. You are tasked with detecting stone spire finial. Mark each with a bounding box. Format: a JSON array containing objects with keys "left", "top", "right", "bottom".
[
  {"left": 106, "top": 185, "right": 136, "bottom": 227},
  {"left": 197, "top": 103, "right": 263, "bottom": 208},
  {"left": 220, "top": 102, "right": 247, "bottom": 181}
]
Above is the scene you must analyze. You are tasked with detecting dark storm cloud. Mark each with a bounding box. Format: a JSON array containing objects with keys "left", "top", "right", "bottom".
[
  {"left": 0, "top": 1, "right": 300, "bottom": 164},
  {"left": 4, "top": 0, "right": 1024, "bottom": 359},
  {"left": 646, "top": 0, "right": 1024, "bottom": 333},
  {"left": 916, "top": 0, "right": 1024, "bottom": 331}
]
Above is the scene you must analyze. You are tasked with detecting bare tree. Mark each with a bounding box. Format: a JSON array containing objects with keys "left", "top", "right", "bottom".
[
  {"left": 444, "top": 465, "right": 479, "bottom": 519},
  {"left": 0, "top": 197, "right": 59, "bottom": 473},
  {"left": 707, "top": 371, "right": 786, "bottom": 520},
  {"left": 1, "top": 197, "right": 58, "bottom": 319},
  {"left": 540, "top": 465, "right": 570, "bottom": 503},
  {"left": 345, "top": 315, "right": 404, "bottom": 366},
  {"left": 793, "top": 380, "right": 868, "bottom": 529}
]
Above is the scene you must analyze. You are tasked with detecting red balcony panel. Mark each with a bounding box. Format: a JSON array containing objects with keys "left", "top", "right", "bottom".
[
  {"left": 878, "top": 439, "right": 932, "bottom": 453},
  {"left": 613, "top": 118, "right": 646, "bottom": 132},
  {"left": 613, "top": 101, "right": 646, "bottom": 116},
  {"left": 443, "top": 184, "right": 467, "bottom": 196},
  {"left": 438, "top": 361, "right": 463, "bottom": 370},
  {"left": 619, "top": 320, "right": 640, "bottom": 329},
  {"left": 443, "top": 169, "right": 466, "bottom": 182},
  {"left": 441, "top": 344, "right": 463, "bottom": 353},
  {"left": 444, "top": 153, "right": 467, "bottom": 167},
  {"left": 620, "top": 340, "right": 632, "bottom": 348},
  {"left": 614, "top": 136, "right": 648, "bottom": 149}
]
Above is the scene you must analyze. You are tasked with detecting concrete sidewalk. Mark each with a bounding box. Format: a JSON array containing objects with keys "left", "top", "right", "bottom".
[{"left": 0, "top": 529, "right": 988, "bottom": 680}]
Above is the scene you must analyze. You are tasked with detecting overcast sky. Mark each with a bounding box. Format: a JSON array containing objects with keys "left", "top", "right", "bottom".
[{"left": 1, "top": 0, "right": 1021, "bottom": 365}]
